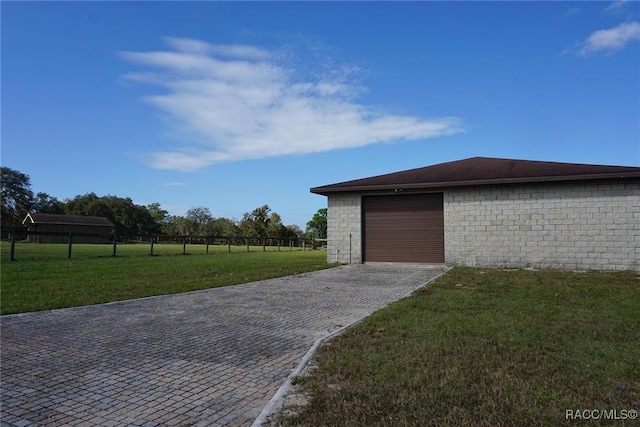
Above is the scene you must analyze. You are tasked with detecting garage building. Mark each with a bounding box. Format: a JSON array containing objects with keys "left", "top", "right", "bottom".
[{"left": 310, "top": 157, "right": 640, "bottom": 271}]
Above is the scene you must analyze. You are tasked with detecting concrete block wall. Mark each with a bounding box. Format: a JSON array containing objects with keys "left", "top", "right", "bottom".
[
  {"left": 444, "top": 180, "right": 640, "bottom": 271},
  {"left": 327, "top": 193, "right": 362, "bottom": 264}
]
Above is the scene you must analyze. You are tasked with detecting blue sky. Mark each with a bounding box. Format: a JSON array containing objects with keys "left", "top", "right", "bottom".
[{"left": 2, "top": 1, "right": 639, "bottom": 228}]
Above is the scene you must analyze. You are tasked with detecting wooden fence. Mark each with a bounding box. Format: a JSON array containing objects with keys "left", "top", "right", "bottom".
[{"left": 2, "top": 230, "right": 320, "bottom": 261}]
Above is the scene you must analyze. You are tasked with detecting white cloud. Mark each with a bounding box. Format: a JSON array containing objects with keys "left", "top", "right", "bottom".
[
  {"left": 564, "top": 7, "right": 582, "bottom": 16},
  {"left": 579, "top": 21, "right": 640, "bottom": 55},
  {"left": 604, "top": 0, "right": 630, "bottom": 14},
  {"left": 121, "top": 37, "right": 464, "bottom": 172}
]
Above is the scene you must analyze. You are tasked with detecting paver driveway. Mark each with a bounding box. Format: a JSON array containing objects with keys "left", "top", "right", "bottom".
[{"left": 1, "top": 264, "right": 444, "bottom": 426}]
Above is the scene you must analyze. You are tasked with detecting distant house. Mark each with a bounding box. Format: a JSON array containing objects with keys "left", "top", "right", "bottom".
[
  {"left": 311, "top": 157, "right": 640, "bottom": 271},
  {"left": 22, "top": 213, "right": 114, "bottom": 244}
]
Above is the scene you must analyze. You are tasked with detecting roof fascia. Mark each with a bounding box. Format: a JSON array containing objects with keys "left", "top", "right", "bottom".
[
  {"left": 21, "top": 213, "right": 35, "bottom": 225},
  {"left": 21, "top": 214, "right": 114, "bottom": 227},
  {"left": 310, "top": 172, "right": 640, "bottom": 195}
]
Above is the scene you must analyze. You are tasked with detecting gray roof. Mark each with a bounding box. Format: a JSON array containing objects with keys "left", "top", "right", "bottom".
[
  {"left": 310, "top": 157, "right": 640, "bottom": 195},
  {"left": 22, "top": 213, "right": 114, "bottom": 227}
]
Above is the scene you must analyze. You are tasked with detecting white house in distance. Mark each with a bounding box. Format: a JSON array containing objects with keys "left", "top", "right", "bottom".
[{"left": 311, "top": 157, "right": 640, "bottom": 271}]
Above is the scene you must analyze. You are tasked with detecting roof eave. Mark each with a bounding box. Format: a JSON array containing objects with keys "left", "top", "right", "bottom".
[
  {"left": 31, "top": 222, "right": 114, "bottom": 227},
  {"left": 310, "top": 172, "right": 640, "bottom": 195},
  {"left": 21, "top": 213, "right": 114, "bottom": 227},
  {"left": 21, "top": 213, "right": 35, "bottom": 226}
]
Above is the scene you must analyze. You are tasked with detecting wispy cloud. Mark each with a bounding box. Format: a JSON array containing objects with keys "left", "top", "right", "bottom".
[
  {"left": 604, "top": 0, "right": 630, "bottom": 14},
  {"left": 564, "top": 7, "right": 582, "bottom": 17},
  {"left": 121, "top": 37, "right": 463, "bottom": 172},
  {"left": 160, "top": 182, "right": 187, "bottom": 187},
  {"left": 578, "top": 21, "right": 640, "bottom": 56}
]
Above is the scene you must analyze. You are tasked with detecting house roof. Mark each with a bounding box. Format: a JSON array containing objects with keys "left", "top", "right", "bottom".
[
  {"left": 310, "top": 157, "right": 640, "bottom": 195},
  {"left": 22, "top": 213, "right": 115, "bottom": 227}
]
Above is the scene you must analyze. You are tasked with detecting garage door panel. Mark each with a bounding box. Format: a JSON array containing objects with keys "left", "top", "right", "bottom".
[{"left": 363, "top": 193, "right": 444, "bottom": 263}]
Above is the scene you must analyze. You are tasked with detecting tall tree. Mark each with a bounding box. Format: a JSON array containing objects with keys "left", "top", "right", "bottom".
[
  {"left": 1, "top": 167, "right": 34, "bottom": 228},
  {"left": 240, "top": 205, "right": 271, "bottom": 237},
  {"left": 306, "top": 208, "right": 327, "bottom": 238},
  {"left": 104, "top": 196, "right": 157, "bottom": 235},
  {"left": 32, "top": 192, "right": 65, "bottom": 214},
  {"left": 63, "top": 193, "right": 158, "bottom": 235},
  {"left": 165, "top": 215, "right": 197, "bottom": 236},
  {"left": 210, "top": 217, "right": 238, "bottom": 237},
  {"left": 285, "top": 224, "right": 303, "bottom": 240},
  {"left": 63, "top": 193, "right": 107, "bottom": 217},
  {"left": 185, "top": 207, "right": 216, "bottom": 235},
  {"left": 147, "top": 203, "right": 169, "bottom": 229},
  {"left": 266, "top": 212, "right": 286, "bottom": 238}
]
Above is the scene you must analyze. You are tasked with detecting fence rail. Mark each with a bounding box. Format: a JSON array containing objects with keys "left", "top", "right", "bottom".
[{"left": 1, "top": 230, "right": 320, "bottom": 261}]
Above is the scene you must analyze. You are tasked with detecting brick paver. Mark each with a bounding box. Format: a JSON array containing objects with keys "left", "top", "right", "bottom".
[{"left": 1, "top": 264, "right": 443, "bottom": 426}]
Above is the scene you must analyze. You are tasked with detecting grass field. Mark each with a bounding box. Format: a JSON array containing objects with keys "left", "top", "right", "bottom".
[
  {"left": 0, "top": 242, "right": 333, "bottom": 315},
  {"left": 272, "top": 268, "right": 640, "bottom": 427}
]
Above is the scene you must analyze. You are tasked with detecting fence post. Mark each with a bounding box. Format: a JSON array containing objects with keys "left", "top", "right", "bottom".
[
  {"left": 112, "top": 233, "right": 117, "bottom": 257},
  {"left": 9, "top": 230, "right": 16, "bottom": 261},
  {"left": 67, "top": 232, "right": 73, "bottom": 259}
]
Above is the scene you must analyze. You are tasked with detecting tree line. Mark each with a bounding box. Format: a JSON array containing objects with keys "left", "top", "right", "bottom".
[{"left": 1, "top": 167, "right": 327, "bottom": 239}]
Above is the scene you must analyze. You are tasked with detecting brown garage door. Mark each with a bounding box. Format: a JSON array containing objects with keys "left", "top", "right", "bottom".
[{"left": 362, "top": 193, "right": 444, "bottom": 263}]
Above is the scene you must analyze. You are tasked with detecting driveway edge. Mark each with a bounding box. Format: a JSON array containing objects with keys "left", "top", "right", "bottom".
[{"left": 252, "top": 268, "right": 449, "bottom": 426}]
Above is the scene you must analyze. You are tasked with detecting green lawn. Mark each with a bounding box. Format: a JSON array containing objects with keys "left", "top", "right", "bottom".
[
  {"left": 272, "top": 268, "right": 640, "bottom": 427},
  {"left": 0, "top": 242, "right": 333, "bottom": 315}
]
